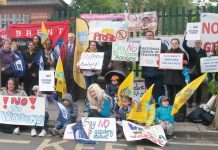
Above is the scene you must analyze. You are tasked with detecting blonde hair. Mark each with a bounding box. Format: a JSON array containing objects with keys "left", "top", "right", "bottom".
[{"left": 87, "top": 83, "right": 111, "bottom": 108}]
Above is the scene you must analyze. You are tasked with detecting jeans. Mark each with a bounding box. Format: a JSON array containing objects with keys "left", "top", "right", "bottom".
[
  {"left": 32, "top": 112, "right": 49, "bottom": 131},
  {"left": 84, "top": 74, "right": 98, "bottom": 89},
  {"left": 160, "top": 121, "right": 174, "bottom": 136}
]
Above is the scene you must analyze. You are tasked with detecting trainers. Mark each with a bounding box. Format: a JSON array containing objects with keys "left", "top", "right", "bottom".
[
  {"left": 48, "top": 128, "right": 58, "bottom": 136},
  {"left": 38, "top": 129, "right": 47, "bottom": 137},
  {"left": 13, "top": 127, "right": 20, "bottom": 135},
  {"left": 31, "top": 129, "right": 37, "bottom": 137}
]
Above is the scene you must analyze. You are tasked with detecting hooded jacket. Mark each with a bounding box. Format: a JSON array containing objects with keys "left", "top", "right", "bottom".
[{"left": 155, "top": 96, "right": 174, "bottom": 125}]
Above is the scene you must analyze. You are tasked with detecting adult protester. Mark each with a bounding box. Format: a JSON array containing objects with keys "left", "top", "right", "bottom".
[
  {"left": 141, "top": 30, "right": 168, "bottom": 101},
  {"left": 32, "top": 35, "right": 44, "bottom": 53},
  {"left": 183, "top": 34, "right": 207, "bottom": 108},
  {"left": 43, "top": 39, "right": 58, "bottom": 70},
  {"left": 22, "top": 41, "right": 38, "bottom": 95},
  {"left": 0, "top": 37, "right": 3, "bottom": 50},
  {"left": 164, "top": 38, "right": 189, "bottom": 122},
  {"left": 62, "top": 33, "right": 79, "bottom": 102},
  {"left": 84, "top": 83, "right": 111, "bottom": 117},
  {"left": 0, "top": 38, "right": 16, "bottom": 87},
  {"left": 77, "top": 41, "right": 100, "bottom": 89},
  {"left": 0, "top": 78, "right": 27, "bottom": 134}
]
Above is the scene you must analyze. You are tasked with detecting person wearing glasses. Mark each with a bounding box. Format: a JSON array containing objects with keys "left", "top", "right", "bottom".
[{"left": 183, "top": 33, "right": 207, "bottom": 108}]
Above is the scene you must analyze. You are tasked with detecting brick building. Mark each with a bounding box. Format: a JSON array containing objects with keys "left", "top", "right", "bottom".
[{"left": 0, "top": 0, "right": 68, "bottom": 28}]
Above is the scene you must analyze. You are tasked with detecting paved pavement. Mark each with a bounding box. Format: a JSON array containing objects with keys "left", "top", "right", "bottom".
[{"left": 47, "top": 99, "right": 218, "bottom": 139}]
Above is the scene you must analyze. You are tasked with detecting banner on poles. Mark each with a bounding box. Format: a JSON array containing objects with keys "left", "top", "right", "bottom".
[
  {"left": 0, "top": 95, "right": 45, "bottom": 126},
  {"left": 9, "top": 20, "right": 70, "bottom": 47},
  {"left": 122, "top": 120, "right": 167, "bottom": 147}
]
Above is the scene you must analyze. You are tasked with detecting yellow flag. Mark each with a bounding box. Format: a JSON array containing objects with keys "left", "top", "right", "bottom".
[
  {"left": 55, "top": 57, "right": 67, "bottom": 98},
  {"left": 127, "top": 84, "right": 155, "bottom": 124},
  {"left": 118, "top": 71, "right": 134, "bottom": 106},
  {"left": 41, "top": 22, "right": 48, "bottom": 48},
  {"left": 74, "top": 18, "right": 89, "bottom": 89},
  {"left": 0, "top": 0, "right": 7, "bottom": 5},
  {"left": 171, "top": 73, "right": 207, "bottom": 115}
]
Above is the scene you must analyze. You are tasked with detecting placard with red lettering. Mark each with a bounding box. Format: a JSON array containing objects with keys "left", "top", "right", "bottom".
[
  {"left": 78, "top": 52, "right": 104, "bottom": 70},
  {"left": 88, "top": 21, "right": 128, "bottom": 42},
  {"left": 159, "top": 53, "right": 184, "bottom": 70},
  {"left": 0, "top": 28, "right": 8, "bottom": 39},
  {"left": 140, "top": 40, "right": 161, "bottom": 67},
  {"left": 201, "top": 13, "right": 218, "bottom": 55},
  {"left": 122, "top": 120, "right": 167, "bottom": 147},
  {"left": 9, "top": 20, "right": 69, "bottom": 47},
  {"left": 82, "top": 117, "right": 117, "bottom": 141},
  {"left": 0, "top": 95, "right": 45, "bottom": 126},
  {"left": 112, "top": 42, "right": 139, "bottom": 61}
]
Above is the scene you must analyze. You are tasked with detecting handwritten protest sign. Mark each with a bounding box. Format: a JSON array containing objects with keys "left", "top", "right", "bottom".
[
  {"left": 122, "top": 120, "right": 167, "bottom": 147},
  {"left": 186, "top": 22, "right": 201, "bottom": 40},
  {"left": 112, "top": 42, "right": 139, "bottom": 61},
  {"left": 82, "top": 117, "right": 117, "bottom": 141},
  {"left": 63, "top": 123, "right": 90, "bottom": 140},
  {"left": 140, "top": 40, "right": 161, "bottom": 67},
  {"left": 159, "top": 53, "right": 184, "bottom": 70},
  {"left": 39, "top": 70, "right": 55, "bottom": 91},
  {"left": 200, "top": 56, "right": 218, "bottom": 73},
  {"left": 88, "top": 21, "right": 128, "bottom": 42},
  {"left": 79, "top": 52, "right": 104, "bottom": 70},
  {"left": 0, "top": 95, "right": 45, "bottom": 126},
  {"left": 133, "top": 81, "right": 146, "bottom": 103}
]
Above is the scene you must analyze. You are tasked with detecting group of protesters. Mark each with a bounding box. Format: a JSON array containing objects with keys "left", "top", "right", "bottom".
[{"left": 0, "top": 29, "right": 217, "bottom": 140}]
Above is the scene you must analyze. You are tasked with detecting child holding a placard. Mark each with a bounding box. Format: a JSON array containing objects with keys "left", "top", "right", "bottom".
[
  {"left": 30, "top": 85, "right": 49, "bottom": 137},
  {"left": 116, "top": 95, "right": 132, "bottom": 138},
  {"left": 155, "top": 96, "right": 174, "bottom": 138}
]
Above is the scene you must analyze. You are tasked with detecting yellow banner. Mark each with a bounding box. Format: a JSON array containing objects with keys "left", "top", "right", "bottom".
[
  {"left": 55, "top": 57, "right": 67, "bottom": 98},
  {"left": 127, "top": 84, "right": 154, "bottom": 124},
  {"left": 41, "top": 22, "right": 48, "bottom": 48},
  {"left": 0, "top": 0, "right": 7, "bottom": 5},
  {"left": 73, "top": 18, "right": 89, "bottom": 89},
  {"left": 118, "top": 71, "right": 133, "bottom": 106},
  {"left": 171, "top": 73, "right": 207, "bottom": 115}
]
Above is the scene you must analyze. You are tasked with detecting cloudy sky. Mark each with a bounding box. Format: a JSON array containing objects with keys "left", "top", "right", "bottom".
[{"left": 63, "top": 0, "right": 71, "bottom": 4}]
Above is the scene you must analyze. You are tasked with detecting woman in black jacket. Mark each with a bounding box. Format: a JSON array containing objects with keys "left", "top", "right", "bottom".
[{"left": 164, "top": 39, "right": 189, "bottom": 101}]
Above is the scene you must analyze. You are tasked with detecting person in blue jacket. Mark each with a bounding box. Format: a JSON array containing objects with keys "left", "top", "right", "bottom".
[
  {"left": 85, "top": 83, "right": 111, "bottom": 117},
  {"left": 155, "top": 96, "right": 174, "bottom": 137}
]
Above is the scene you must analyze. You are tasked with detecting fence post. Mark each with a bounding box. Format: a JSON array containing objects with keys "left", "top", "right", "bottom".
[
  {"left": 196, "top": 6, "right": 200, "bottom": 22},
  {"left": 167, "top": 8, "right": 172, "bottom": 35},
  {"left": 175, "top": 7, "right": 179, "bottom": 34},
  {"left": 187, "top": 9, "right": 192, "bottom": 22},
  {"left": 181, "top": 7, "right": 185, "bottom": 34},
  {"left": 161, "top": 8, "right": 165, "bottom": 35}
]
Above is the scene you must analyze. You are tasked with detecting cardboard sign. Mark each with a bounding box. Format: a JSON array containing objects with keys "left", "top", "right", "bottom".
[
  {"left": 159, "top": 53, "right": 184, "bottom": 70},
  {"left": 82, "top": 117, "right": 117, "bottom": 141},
  {"left": 39, "top": 70, "right": 55, "bottom": 91},
  {"left": 0, "top": 95, "right": 45, "bottom": 126},
  {"left": 200, "top": 56, "right": 218, "bottom": 73},
  {"left": 122, "top": 120, "right": 167, "bottom": 147},
  {"left": 79, "top": 52, "right": 104, "bottom": 70},
  {"left": 88, "top": 21, "right": 128, "bottom": 42},
  {"left": 140, "top": 40, "right": 161, "bottom": 67},
  {"left": 133, "top": 81, "right": 146, "bottom": 103},
  {"left": 186, "top": 22, "right": 201, "bottom": 40},
  {"left": 112, "top": 42, "right": 139, "bottom": 61}
]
